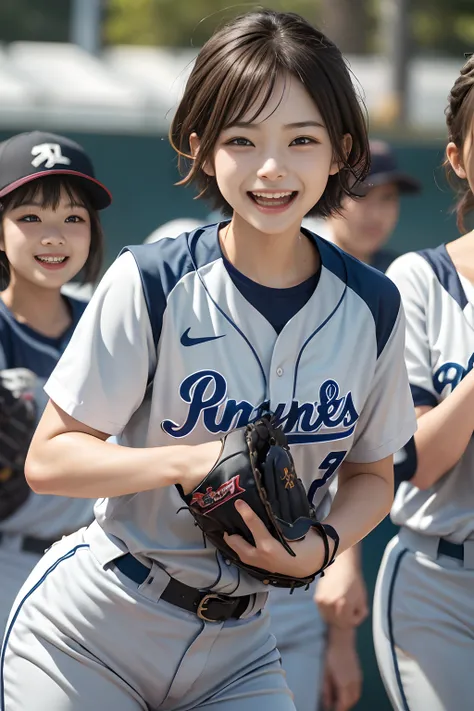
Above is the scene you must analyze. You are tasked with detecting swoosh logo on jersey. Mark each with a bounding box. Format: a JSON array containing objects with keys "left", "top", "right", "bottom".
[{"left": 180, "top": 328, "right": 225, "bottom": 347}]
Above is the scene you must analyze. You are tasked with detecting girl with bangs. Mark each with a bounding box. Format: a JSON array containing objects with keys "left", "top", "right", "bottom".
[
  {"left": 0, "top": 130, "right": 111, "bottom": 639},
  {"left": 2, "top": 12, "right": 415, "bottom": 711}
]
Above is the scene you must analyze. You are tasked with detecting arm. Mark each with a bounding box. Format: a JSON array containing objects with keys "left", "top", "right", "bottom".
[
  {"left": 322, "top": 626, "right": 362, "bottom": 711},
  {"left": 315, "top": 543, "right": 368, "bottom": 628},
  {"left": 410, "top": 376, "right": 474, "bottom": 489},
  {"left": 24, "top": 252, "right": 221, "bottom": 499},
  {"left": 386, "top": 253, "right": 474, "bottom": 490},
  {"left": 25, "top": 401, "right": 221, "bottom": 498}
]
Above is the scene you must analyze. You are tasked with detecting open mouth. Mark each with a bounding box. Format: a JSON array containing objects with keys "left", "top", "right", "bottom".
[
  {"left": 248, "top": 191, "right": 298, "bottom": 209},
  {"left": 34, "top": 255, "right": 69, "bottom": 268}
]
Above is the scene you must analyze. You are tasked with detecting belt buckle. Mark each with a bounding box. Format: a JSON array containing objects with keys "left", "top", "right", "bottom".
[{"left": 197, "top": 593, "right": 229, "bottom": 622}]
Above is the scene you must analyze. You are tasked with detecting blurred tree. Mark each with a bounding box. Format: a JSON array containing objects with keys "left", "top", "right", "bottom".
[
  {"left": 411, "top": 0, "right": 474, "bottom": 55},
  {"left": 320, "top": 0, "right": 372, "bottom": 53},
  {"left": 105, "top": 0, "right": 323, "bottom": 47},
  {"left": 0, "top": 0, "right": 70, "bottom": 42},
  {"left": 0, "top": 0, "right": 472, "bottom": 57}
]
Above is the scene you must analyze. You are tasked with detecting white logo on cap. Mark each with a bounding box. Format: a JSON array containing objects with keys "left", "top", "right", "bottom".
[{"left": 30, "top": 143, "right": 72, "bottom": 169}]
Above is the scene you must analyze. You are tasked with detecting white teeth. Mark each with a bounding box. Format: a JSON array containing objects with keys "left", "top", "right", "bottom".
[
  {"left": 252, "top": 191, "right": 294, "bottom": 198},
  {"left": 36, "top": 256, "right": 67, "bottom": 263}
]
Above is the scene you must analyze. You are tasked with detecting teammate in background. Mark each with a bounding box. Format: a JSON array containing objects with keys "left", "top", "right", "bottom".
[
  {"left": 307, "top": 140, "right": 422, "bottom": 711},
  {"left": 0, "top": 131, "right": 111, "bottom": 636},
  {"left": 305, "top": 139, "right": 421, "bottom": 271},
  {"left": 2, "top": 11, "right": 415, "bottom": 710},
  {"left": 373, "top": 54, "right": 474, "bottom": 710}
]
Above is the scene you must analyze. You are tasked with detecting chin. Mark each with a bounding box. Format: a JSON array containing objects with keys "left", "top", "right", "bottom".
[{"left": 242, "top": 212, "right": 307, "bottom": 236}]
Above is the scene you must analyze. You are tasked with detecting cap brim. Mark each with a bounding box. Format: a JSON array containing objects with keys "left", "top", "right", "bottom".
[
  {"left": 362, "top": 171, "right": 422, "bottom": 195},
  {"left": 0, "top": 170, "right": 112, "bottom": 210}
]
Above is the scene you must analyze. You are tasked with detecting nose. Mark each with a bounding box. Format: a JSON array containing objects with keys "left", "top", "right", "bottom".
[
  {"left": 41, "top": 227, "right": 65, "bottom": 246},
  {"left": 256, "top": 155, "right": 287, "bottom": 181}
]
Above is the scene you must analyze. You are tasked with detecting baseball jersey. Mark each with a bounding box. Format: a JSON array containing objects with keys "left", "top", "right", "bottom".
[
  {"left": 0, "top": 296, "right": 95, "bottom": 538},
  {"left": 45, "top": 222, "right": 416, "bottom": 595},
  {"left": 388, "top": 246, "right": 474, "bottom": 542}
]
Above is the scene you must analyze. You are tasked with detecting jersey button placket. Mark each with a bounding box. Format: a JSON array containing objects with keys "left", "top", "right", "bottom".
[{"left": 269, "top": 346, "right": 293, "bottom": 413}]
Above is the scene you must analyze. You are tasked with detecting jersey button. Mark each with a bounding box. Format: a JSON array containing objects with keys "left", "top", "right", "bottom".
[{"left": 276, "top": 367, "right": 284, "bottom": 377}]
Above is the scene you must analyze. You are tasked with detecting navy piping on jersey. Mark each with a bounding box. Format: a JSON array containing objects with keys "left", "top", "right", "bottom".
[
  {"left": 292, "top": 287, "right": 347, "bottom": 400},
  {"left": 0, "top": 544, "right": 89, "bottom": 711},
  {"left": 307, "top": 231, "right": 401, "bottom": 358},
  {"left": 190, "top": 249, "right": 269, "bottom": 391},
  {"left": 410, "top": 384, "right": 438, "bottom": 408},
  {"left": 125, "top": 223, "right": 401, "bottom": 395},
  {"left": 418, "top": 244, "right": 468, "bottom": 311},
  {"left": 387, "top": 547, "right": 411, "bottom": 711}
]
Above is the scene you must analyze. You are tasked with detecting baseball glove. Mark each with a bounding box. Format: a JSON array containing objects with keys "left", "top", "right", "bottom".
[
  {"left": 179, "top": 417, "right": 338, "bottom": 589},
  {"left": 0, "top": 368, "right": 37, "bottom": 521}
]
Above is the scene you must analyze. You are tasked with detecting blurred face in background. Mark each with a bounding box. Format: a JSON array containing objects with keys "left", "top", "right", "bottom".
[{"left": 329, "top": 182, "right": 400, "bottom": 263}]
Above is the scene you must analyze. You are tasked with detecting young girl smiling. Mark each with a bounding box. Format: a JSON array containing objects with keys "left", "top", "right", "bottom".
[
  {"left": 2, "top": 12, "right": 414, "bottom": 711},
  {"left": 0, "top": 130, "right": 110, "bottom": 638}
]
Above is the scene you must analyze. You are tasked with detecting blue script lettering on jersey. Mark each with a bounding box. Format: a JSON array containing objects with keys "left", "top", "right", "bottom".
[
  {"left": 433, "top": 354, "right": 474, "bottom": 395},
  {"left": 161, "top": 370, "right": 359, "bottom": 443}
]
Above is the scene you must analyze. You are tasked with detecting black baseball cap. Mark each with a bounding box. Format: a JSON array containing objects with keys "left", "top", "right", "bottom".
[
  {"left": 359, "top": 140, "right": 421, "bottom": 195},
  {"left": 0, "top": 131, "right": 112, "bottom": 210}
]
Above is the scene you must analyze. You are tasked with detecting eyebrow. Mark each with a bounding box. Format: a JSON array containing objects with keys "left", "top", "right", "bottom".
[{"left": 225, "top": 120, "right": 325, "bottom": 130}]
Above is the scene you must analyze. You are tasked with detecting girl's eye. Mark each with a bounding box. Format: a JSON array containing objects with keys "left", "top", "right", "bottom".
[
  {"left": 18, "top": 214, "right": 40, "bottom": 223},
  {"left": 227, "top": 137, "right": 253, "bottom": 147},
  {"left": 65, "top": 215, "right": 85, "bottom": 223},
  {"left": 290, "top": 136, "right": 317, "bottom": 146}
]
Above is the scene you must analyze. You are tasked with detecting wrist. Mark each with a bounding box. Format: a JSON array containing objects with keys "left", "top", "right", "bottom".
[
  {"left": 161, "top": 445, "right": 195, "bottom": 488},
  {"left": 328, "top": 624, "right": 357, "bottom": 643}
]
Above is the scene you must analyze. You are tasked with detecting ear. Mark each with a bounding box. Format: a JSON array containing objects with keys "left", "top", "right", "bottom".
[
  {"left": 189, "top": 132, "right": 214, "bottom": 177},
  {"left": 329, "top": 133, "right": 353, "bottom": 176},
  {"left": 446, "top": 141, "right": 467, "bottom": 179}
]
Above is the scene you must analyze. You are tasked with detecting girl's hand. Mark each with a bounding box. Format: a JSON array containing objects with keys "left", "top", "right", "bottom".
[
  {"left": 322, "top": 627, "right": 362, "bottom": 711},
  {"left": 315, "top": 547, "right": 368, "bottom": 628},
  {"left": 178, "top": 440, "right": 223, "bottom": 495},
  {"left": 224, "top": 500, "right": 326, "bottom": 578}
]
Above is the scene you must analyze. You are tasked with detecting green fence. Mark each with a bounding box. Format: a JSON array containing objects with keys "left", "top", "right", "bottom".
[{"left": 0, "top": 130, "right": 458, "bottom": 270}]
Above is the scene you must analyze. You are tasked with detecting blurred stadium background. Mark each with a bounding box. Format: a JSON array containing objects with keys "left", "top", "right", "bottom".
[{"left": 1, "top": 1, "right": 472, "bottom": 708}]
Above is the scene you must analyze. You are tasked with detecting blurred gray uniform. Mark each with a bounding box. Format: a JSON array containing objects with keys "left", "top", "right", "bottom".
[
  {"left": 268, "top": 490, "right": 333, "bottom": 711},
  {"left": 374, "top": 247, "right": 474, "bottom": 711},
  {"left": 0, "top": 297, "right": 95, "bottom": 639},
  {"left": 1, "top": 225, "right": 415, "bottom": 710}
]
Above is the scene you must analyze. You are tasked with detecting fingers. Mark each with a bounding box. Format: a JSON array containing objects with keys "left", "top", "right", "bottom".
[
  {"left": 234, "top": 500, "right": 272, "bottom": 542},
  {"left": 351, "top": 602, "right": 369, "bottom": 626},
  {"left": 322, "top": 668, "right": 334, "bottom": 711},
  {"left": 223, "top": 532, "right": 256, "bottom": 558},
  {"left": 224, "top": 501, "right": 275, "bottom": 563},
  {"left": 317, "top": 596, "right": 369, "bottom": 628},
  {"left": 334, "top": 679, "right": 361, "bottom": 711}
]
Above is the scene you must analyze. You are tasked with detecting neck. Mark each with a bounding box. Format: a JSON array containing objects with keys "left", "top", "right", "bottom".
[
  {"left": 327, "top": 222, "right": 371, "bottom": 264},
  {"left": 1, "top": 274, "right": 71, "bottom": 337},
  {"left": 219, "top": 215, "right": 319, "bottom": 288}
]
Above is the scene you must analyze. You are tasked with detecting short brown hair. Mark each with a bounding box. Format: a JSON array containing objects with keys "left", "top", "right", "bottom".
[
  {"left": 445, "top": 54, "right": 474, "bottom": 232},
  {"left": 0, "top": 174, "right": 104, "bottom": 288},
  {"left": 170, "top": 9, "right": 370, "bottom": 218}
]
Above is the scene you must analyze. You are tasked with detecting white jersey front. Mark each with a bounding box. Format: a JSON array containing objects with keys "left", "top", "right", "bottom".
[
  {"left": 388, "top": 246, "right": 474, "bottom": 542},
  {"left": 45, "top": 223, "right": 415, "bottom": 594}
]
